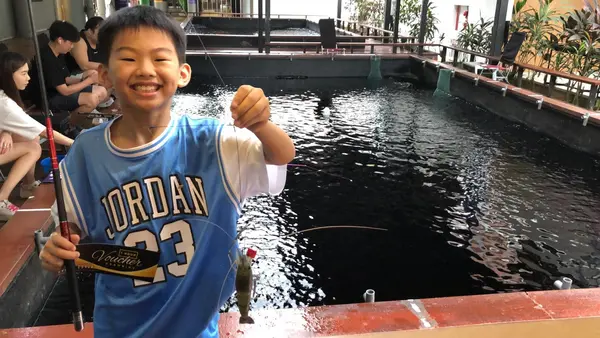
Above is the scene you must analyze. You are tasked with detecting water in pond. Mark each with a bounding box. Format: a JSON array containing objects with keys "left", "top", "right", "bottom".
[
  {"left": 190, "top": 25, "right": 320, "bottom": 36},
  {"left": 34, "top": 79, "right": 600, "bottom": 325}
]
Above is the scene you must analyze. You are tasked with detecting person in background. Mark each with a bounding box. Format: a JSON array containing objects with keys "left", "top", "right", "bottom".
[
  {"left": 27, "top": 20, "right": 108, "bottom": 116},
  {"left": 66, "top": 16, "right": 115, "bottom": 109},
  {"left": 66, "top": 16, "right": 104, "bottom": 74},
  {"left": 0, "top": 51, "right": 74, "bottom": 220}
]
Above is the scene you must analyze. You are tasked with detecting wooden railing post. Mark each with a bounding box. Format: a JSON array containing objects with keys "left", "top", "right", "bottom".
[
  {"left": 441, "top": 46, "right": 447, "bottom": 63},
  {"left": 453, "top": 49, "right": 458, "bottom": 67},
  {"left": 588, "top": 85, "right": 599, "bottom": 110},
  {"left": 516, "top": 67, "right": 524, "bottom": 88},
  {"left": 548, "top": 75, "right": 556, "bottom": 98}
]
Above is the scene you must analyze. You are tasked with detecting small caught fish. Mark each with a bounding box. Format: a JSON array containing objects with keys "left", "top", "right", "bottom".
[
  {"left": 235, "top": 248, "right": 257, "bottom": 324},
  {"left": 214, "top": 224, "right": 386, "bottom": 325}
]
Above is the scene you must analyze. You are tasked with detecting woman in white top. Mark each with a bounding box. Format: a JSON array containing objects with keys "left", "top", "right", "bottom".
[{"left": 0, "top": 51, "right": 74, "bottom": 220}]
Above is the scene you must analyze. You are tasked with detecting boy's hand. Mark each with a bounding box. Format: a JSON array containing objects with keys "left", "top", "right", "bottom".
[
  {"left": 39, "top": 232, "right": 81, "bottom": 273},
  {"left": 230, "top": 85, "right": 270, "bottom": 132}
]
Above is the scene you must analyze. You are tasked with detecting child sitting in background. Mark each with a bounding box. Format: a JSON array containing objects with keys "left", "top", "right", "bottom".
[{"left": 0, "top": 51, "right": 74, "bottom": 220}]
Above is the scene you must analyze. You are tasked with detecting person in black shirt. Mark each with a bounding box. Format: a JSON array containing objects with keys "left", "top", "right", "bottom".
[{"left": 31, "top": 20, "right": 108, "bottom": 114}]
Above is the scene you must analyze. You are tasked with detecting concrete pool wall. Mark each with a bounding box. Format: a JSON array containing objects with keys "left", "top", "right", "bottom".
[
  {"left": 190, "top": 16, "right": 309, "bottom": 33},
  {"left": 411, "top": 56, "right": 600, "bottom": 157},
  {"left": 185, "top": 53, "right": 416, "bottom": 80}
]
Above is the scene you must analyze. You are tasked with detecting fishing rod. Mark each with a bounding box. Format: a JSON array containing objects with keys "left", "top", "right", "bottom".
[{"left": 25, "top": 0, "right": 84, "bottom": 332}]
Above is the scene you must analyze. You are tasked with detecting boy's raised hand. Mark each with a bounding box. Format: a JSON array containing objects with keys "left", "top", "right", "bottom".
[{"left": 230, "top": 85, "right": 270, "bottom": 132}]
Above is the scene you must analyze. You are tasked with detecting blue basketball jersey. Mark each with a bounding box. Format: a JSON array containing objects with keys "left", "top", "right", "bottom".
[{"left": 53, "top": 113, "right": 286, "bottom": 338}]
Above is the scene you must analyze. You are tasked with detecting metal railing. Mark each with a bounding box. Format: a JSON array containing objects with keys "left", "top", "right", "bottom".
[
  {"left": 200, "top": 0, "right": 233, "bottom": 13},
  {"left": 194, "top": 11, "right": 331, "bottom": 21},
  {"left": 436, "top": 45, "right": 600, "bottom": 110},
  {"left": 333, "top": 18, "right": 394, "bottom": 39}
]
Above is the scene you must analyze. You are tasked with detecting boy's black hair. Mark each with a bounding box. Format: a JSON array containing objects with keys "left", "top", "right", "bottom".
[
  {"left": 84, "top": 16, "right": 104, "bottom": 31},
  {"left": 48, "top": 20, "right": 81, "bottom": 43},
  {"left": 97, "top": 6, "right": 186, "bottom": 65}
]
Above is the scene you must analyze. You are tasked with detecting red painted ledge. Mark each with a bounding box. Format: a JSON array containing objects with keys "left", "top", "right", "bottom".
[
  {"left": 1, "top": 288, "right": 599, "bottom": 337},
  {"left": 0, "top": 183, "right": 55, "bottom": 297}
]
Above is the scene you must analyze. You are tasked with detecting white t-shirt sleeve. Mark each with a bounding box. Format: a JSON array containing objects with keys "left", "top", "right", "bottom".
[
  {"left": 0, "top": 95, "right": 45, "bottom": 140},
  {"left": 219, "top": 125, "right": 287, "bottom": 203}
]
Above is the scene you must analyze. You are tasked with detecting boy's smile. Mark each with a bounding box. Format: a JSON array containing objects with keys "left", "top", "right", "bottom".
[{"left": 100, "top": 26, "right": 190, "bottom": 116}]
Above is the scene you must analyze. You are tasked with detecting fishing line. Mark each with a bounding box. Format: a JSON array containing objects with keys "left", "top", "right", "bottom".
[
  {"left": 288, "top": 225, "right": 388, "bottom": 237},
  {"left": 186, "top": 27, "right": 251, "bottom": 316},
  {"left": 187, "top": 25, "right": 242, "bottom": 212},
  {"left": 164, "top": 25, "right": 387, "bottom": 316},
  {"left": 188, "top": 25, "right": 245, "bottom": 255},
  {"left": 287, "top": 163, "right": 353, "bottom": 182}
]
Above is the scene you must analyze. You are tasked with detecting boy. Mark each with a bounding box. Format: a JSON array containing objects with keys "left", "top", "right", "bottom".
[
  {"left": 30, "top": 20, "right": 108, "bottom": 114},
  {"left": 39, "top": 6, "right": 295, "bottom": 338}
]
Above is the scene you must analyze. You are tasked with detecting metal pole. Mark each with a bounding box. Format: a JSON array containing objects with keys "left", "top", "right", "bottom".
[
  {"left": 265, "top": 0, "right": 270, "bottom": 54},
  {"left": 490, "top": 0, "right": 510, "bottom": 57},
  {"left": 337, "top": 0, "right": 342, "bottom": 28},
  {"left": 384, "top": 0, "right": 392, "bottom": 32},
  {"left": 258, "top": 0, "right": 263, "bottom": 53},
  {"left": 393, "top": 0, "right": 401, "bottom": 53},
  {"left": 25, "top": 0, "right": 84, "bottom": 332},
  {"left": 417, "top": 0, "right": 428, "bottom": 56}
]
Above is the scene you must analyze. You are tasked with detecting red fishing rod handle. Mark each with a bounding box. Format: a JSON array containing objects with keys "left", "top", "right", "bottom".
[{"left": 45, "top": 117, "right": 72, "bottom": 241}]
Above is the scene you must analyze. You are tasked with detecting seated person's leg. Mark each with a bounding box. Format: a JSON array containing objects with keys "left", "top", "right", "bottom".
[
  {"left": 49, "top": 85, "right": 98, "bottom": 114},
  {"left": 10, "top": 135, "right": 42, "bottom": 198},
  {"left": 92, "top": 85, "right": 109, "bottom": 105},
  {"left": 0, "top": 140, "right": 42, "bottom": 219}
]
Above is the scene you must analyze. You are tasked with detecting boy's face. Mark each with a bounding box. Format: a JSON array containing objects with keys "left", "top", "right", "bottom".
[{"left": 99, "top": 27, "right": 191, "bottom": 115}]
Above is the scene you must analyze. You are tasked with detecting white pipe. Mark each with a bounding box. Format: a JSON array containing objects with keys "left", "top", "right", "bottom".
[{"left": 243, "top": 0, "right": 251, "bottom": 15}]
